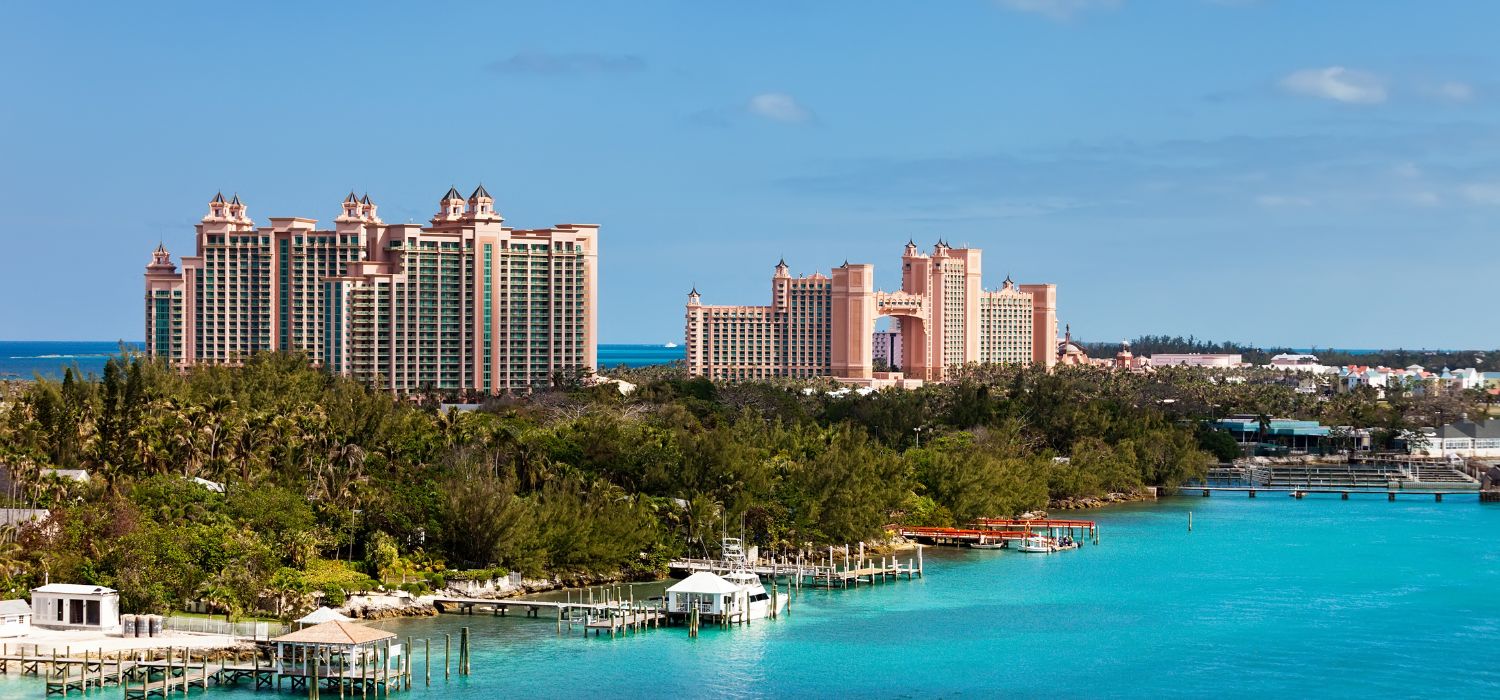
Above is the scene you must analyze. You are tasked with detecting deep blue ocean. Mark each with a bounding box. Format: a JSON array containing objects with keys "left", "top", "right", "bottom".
[
  {"left": 0, "top": 495, "right": 1493, "bottom": 698},
  {"left": 0, "top": 341, "right": 683, "bottom": 380}
]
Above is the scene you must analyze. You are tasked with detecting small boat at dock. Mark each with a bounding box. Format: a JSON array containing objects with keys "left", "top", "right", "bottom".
[
  {"left": 968, "top": 536, "right": 1005, "bottom": 550},
  {"left": 1016, "top": 535, "right": 1057, "bottom": 553}
]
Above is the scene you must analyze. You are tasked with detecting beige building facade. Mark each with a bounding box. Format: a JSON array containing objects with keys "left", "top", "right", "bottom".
[
  {"left": 685, "top": 242, "right": 1056, "bottom": 384},
  {"left": 145, "top": 187, "right": 598, "bottom": 394}
]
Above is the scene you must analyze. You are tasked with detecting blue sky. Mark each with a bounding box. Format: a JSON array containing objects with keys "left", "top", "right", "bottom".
[{"left": 2, "top": 0, "right": 1498, "bottom": 348}]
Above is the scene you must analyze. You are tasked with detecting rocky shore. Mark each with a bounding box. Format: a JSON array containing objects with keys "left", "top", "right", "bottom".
[{"left": 1048, "top": 489, "right": 1157, "bottom": 510}]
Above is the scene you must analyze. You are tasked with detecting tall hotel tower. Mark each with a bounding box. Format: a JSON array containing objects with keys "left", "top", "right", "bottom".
[
  {"left": 684, "top": 241, "right": 1055, "bottom": 384},
  {"left": 145, "top": 188, "right": 598, "bottom": 394}
]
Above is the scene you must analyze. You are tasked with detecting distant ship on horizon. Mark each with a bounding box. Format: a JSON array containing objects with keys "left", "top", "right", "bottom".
[{"left": 664, "top": 342, "right": 679, "bottom": 348}]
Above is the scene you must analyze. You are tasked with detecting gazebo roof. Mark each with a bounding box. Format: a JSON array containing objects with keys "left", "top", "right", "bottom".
[
  {"left": 271, "top": 620, "right": 394, "bottom": 646},
  {"left": 296, "top": 606, "right": 353, "bottom": 625},
  {"left": 665, "top": 571, "right": 739, "bottom": 595}
]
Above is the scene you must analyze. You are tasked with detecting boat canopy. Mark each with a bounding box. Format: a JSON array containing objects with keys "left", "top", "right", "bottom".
[{"left": 666, "top": 572, "right": 740, "bottom": 595}]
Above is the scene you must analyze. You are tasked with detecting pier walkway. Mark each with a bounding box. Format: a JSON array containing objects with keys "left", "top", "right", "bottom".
[{"left": 1174, "top": 486, "right": 1482, "bottom": 502}]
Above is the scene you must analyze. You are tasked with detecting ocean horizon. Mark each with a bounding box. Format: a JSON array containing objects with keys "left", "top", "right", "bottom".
[{"left": 0, "top": 341, "right": 683, "bottom": 380}]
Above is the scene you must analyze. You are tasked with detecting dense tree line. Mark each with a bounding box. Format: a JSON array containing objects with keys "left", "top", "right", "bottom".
[{"left": 0, "top": 351, "right": 1244, "bottom": 619}]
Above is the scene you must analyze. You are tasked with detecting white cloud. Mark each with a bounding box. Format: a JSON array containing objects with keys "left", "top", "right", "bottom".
[
  {"left": 993, "top": 0, "right": 1121, "bottom": 21},
  {"left": 1279, "top": 67, "right": 1387, "bottom": 105},
  {"left": 1427, "top": 80, "right": 1475, "bottom": 103},
  {"left": 1460, "top": 182, "right": 1500, "bottom": 205},
  {"left": 747, "top": 93, "right": 812, "bottom": 123}
]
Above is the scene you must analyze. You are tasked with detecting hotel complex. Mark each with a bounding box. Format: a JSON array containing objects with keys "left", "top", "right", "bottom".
[
  {"left": 145, "top": 188, "right": 598, "bottom": 394},
  {"left": 685, "top": 241, "right": 1056, "bottom": 384}
]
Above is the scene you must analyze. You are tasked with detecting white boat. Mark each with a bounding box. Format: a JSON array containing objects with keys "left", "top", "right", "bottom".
[
  {"left": 969, "top": 536, "right": 1006, "bottom": 550},
  {"left": 665, "top": 538, "right": 787, "bottom": 622},
  {"left": 1016, "top": 535, "right": 1056, "bottom": 553},
  {"left": 664, "top": 342, "right": 679, "bottom": 348}
]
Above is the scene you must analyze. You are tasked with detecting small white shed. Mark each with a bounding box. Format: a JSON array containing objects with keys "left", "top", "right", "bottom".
[
  {"left": 0, "top": 599, "right": 32, "bottom": 637},
  {"left": 31, "top": 584, "right": 121, "bottom": 633}
]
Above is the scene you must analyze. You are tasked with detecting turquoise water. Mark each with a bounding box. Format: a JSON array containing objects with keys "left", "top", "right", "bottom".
[
  {"left": 0, "top": 342, "right": 683, "bottom": 380},
  {"left": 0, "top": 495, "right": 1494, "bottom": 698}
]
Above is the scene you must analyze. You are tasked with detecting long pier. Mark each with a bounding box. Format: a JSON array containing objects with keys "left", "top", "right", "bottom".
[
  {"left": 669, "top": 548, "right": 922, "bottom": 589},
  {"left": 1175, "top": 486, "right": 1483, "bottom": 502}
]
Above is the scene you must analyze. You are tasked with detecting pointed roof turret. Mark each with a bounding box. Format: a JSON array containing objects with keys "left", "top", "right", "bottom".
[
  {"left": 345, "top": 191, "right": 359, "bottom": 204},
  {"left": 443, "top": 186, "right": 463, "bottom": 200},
  {"left": 470, "top": 184, "right": 491, "bottom": 200},
  {"left": 230, "top": 193, "right": 242, "bottom": 206},
  {"left": 360, "top": 193, "right": 372, "bottom": 205},
  {"left": 211, "top": 191, "right": 226, "bottom": 204},
  {"left": 154, "top": 240, "right": 169, "bottom": 255}
]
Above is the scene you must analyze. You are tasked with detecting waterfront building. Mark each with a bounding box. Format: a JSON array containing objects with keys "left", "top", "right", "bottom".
[
  {"left": 30, "top": 584, "right": 120, "bottom": 632},
  {"left": 0, "top": 600, "right": 31, "bottom": 637},
  {"left": 145, "top": 188, "right": 599, "bottom": 394},
  {"left": 684, "top": 243, "right": 1056, "bottom": 384},
  {"left": 1212, "top": 417, "right": 1335, "bottom": 455},
  {"left": 1411, "top": 419, "right": 1500, "bottom": 459}
]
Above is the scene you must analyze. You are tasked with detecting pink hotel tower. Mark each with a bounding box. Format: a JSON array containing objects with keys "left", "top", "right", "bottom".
[
  {"left": 145, "top": 187, "right": 598, "bottom": 394},
  {"left": 685, "top": 241, "right": 1056, "bottom": 384}
]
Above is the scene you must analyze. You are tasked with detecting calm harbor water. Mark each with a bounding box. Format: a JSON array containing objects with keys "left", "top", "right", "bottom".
[
  {"left": 2, "top": 495, "right": 1494, "bottom": 698},
  {"left": 0, "top": 342, "right": 683, "bottom": 380}
]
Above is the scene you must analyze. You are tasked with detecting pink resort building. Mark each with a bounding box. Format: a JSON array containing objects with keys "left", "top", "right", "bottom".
[
  {"left": 145, "top": 187, "right": 599, "bottom": 394},
  {"left": 684, "top": 241, "right": 1057, "bottom": 385}
]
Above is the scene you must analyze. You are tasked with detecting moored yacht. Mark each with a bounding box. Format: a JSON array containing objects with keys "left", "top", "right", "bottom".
[{"left": 665, "top": 538, "right": 787, "bottom": 623}]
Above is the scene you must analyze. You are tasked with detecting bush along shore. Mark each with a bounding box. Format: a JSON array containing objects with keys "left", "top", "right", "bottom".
[{"left": 0, "top": 350, "right": 1252, "bottom": 623}]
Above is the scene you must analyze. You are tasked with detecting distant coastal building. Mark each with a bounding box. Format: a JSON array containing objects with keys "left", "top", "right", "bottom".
[
  {"left": 1410, "top": 419, "right": 1500, "bottom": 459},
  {"left": 1338, "top": 364, "right": 1483, "bottom": 398},
  {"left": 1150, "top": 353, "right": 1244, "bottom": 368},
  {"left": 145, "top": 188, "right": 599, "bottom": 394},
  {"left": 872, "top": 329, "right": 902, "bottom": 370},
  {"left": 684, "top": 242, "right": 1056, "bottom": 384}
]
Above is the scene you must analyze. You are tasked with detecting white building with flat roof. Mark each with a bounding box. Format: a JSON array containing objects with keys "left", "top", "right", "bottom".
[{"left": 31, "top": 584, "right": 120, "bottom": 632}]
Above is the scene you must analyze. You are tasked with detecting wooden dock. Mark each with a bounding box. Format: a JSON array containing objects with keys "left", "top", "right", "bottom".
[{"left": 669, "top": 549, "right": 921, "bottom": 589}]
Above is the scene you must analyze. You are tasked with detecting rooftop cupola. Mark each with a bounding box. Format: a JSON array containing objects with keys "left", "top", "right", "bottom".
[
  {"left": 904, "top": 238, "right": 918, "bottom": 256},
  {"left": 360, "top": 193, "right": 380, "bottom": 222},
  {"left": 467, "top": 184, "right": 501, "bottom": 221},
  {"left": 687, "top": 287, "right": 701, "bottom": 306},
  {"left": 205, "top": 191, "right": 229, "bottom": 221},
  {"left": 146, "top": 241, "right": 177, "bottom": 272},
  {"left": 341, "top": 191, "right": 360, "bottom": 218},
  {"left": 228, "top": 193, "right": 249, "bottom": 222},
  {"left": 774, "top": 258, "right": 790, "bottom": 278},
  {"left": 432, "top": 186, "right": 466, "bottom": 222}
]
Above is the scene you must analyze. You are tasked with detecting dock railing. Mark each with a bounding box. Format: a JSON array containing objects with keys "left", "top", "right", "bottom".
[{"left": 163, "top": 615, "right": 284, "bottom": 641}]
